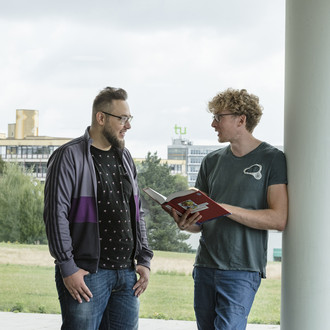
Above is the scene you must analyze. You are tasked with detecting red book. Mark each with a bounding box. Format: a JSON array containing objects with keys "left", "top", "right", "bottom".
[{"left": 143, "top": 187, "right": 230, "bottom": 225}]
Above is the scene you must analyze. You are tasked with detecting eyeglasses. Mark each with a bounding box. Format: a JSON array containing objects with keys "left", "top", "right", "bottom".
[
  {"left": 213, "top": 113, "right": 234, "bottom": 122},
  {"left": 101, "top": 111, "right": 133, "bottom": 125}
]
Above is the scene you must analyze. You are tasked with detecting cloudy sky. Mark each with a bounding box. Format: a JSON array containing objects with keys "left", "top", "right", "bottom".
[{"left": 0, "top": 0, "right": 285, "bottom": 158}]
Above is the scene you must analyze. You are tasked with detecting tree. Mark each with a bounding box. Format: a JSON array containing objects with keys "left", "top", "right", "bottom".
[
  {"left": 137, "top": 152, "right": 193, "bottom": 252},
  {"left": 0, "top": 156, "right": 5, "bottom": 174},
  {"left": 0, "top": 162, "right": 46, "bottom": 243}
]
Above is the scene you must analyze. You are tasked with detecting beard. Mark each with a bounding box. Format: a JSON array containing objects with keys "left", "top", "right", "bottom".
[{"left": 102, "top": 126, "right": 125, "bottom": 149}]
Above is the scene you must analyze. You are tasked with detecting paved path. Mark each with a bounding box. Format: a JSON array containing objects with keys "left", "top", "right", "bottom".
[{"left": 0, "top": 312, "right": 280, "bottom": 330}]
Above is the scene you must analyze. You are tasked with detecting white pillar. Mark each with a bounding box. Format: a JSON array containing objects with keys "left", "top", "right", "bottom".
[{"left": 282, "top": 0, "right": 330, "bottom": 329}]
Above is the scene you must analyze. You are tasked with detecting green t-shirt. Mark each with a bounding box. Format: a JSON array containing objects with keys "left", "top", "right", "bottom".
[{"left": 194, "top": 142, "right": 287, "bottom": 277}]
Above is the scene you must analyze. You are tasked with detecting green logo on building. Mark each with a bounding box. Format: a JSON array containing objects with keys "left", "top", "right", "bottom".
[{"left": 174, "top": 124, "right": 187, "bottom": 135}]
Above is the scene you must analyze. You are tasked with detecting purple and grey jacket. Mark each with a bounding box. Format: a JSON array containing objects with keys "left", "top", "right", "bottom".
[{"left": 43, "top": 127, "right": 153, "bottom": 278}]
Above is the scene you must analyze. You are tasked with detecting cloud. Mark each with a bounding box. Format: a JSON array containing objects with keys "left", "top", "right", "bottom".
[{"left": 0, "top": 0, "right": 285, "bottom": 158}]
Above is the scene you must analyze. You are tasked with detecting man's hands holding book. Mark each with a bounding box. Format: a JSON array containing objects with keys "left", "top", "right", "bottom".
[
  {"left": 143, "top": 187, "right": 229, "bottom": 226},
  {"left": 170, "top": 208, "right": 203, "bottom": 233}
]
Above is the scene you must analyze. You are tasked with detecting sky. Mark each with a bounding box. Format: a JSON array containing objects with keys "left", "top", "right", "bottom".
[{"left": 0, "top": 0, "right": 285, "bottom": 159}]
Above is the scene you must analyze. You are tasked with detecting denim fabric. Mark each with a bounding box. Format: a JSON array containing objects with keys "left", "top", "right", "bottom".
[
  {"left": 193, "top": 266, "right": 261, "bottom": 330},
  {"left": 55, "top": 266, "right": 139, "bottom": 330}
]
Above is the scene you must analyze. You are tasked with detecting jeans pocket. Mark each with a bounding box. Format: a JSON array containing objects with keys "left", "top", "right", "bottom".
[{"left": 250, "top": 272, "right": 262, "bottom": 292}]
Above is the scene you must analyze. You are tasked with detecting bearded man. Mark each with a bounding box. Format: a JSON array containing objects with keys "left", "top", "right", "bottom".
[{"left": 44, "top": 87, "right": 153, "bottom": 330}]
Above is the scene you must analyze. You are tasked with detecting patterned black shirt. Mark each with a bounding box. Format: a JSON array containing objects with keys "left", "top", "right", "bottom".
[{"left": 91, "top": 146, "right": 134, "bottom": 269}]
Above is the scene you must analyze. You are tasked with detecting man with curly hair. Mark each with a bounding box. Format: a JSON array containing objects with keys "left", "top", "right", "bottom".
[{"left": 171, "top": 88, "right": 288, "bottom": 330}]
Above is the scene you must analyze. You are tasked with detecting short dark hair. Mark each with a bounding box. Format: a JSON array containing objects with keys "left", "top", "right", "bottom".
[{"left": 92, "top": 87, "right": 128, "bottom": 122}]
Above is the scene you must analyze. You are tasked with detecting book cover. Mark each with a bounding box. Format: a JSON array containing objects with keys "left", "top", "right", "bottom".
[{"left": 143, "top": 187, "right": 230, "bottom": 224}]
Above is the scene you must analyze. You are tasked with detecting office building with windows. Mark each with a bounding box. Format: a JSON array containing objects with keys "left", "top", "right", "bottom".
[
  {"left": 1, "top": 110, "right": 188, "bottom": 182},
  {"left": 0, "top": 109, "right": 71, "bottom": 181},
  {"left": 168, "top": 137, "right": 226, "bottom": 186}
]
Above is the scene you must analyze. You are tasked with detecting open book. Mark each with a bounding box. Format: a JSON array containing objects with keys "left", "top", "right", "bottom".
[{"left": 143, "top": 187, "right": 230, "bottom": 224}]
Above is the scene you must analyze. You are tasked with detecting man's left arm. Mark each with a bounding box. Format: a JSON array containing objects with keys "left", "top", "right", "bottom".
[
  {"left": 133, "top": 201, "right": 153, "bottom": 297},
  {"left": 123, "top": 150, "right": 153, "bottom": 295},
  {"left": 221, "top": 183, "right": 288, "bottom": 231}
]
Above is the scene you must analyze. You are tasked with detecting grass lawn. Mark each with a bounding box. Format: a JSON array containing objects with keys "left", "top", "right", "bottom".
[{"left": 0, "top": 243, "right": 281, "bottom": 324}]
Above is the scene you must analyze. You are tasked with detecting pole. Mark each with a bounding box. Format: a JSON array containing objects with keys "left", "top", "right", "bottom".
[{"left": 282, "top": 0, "right": 330, "bottom": 328}]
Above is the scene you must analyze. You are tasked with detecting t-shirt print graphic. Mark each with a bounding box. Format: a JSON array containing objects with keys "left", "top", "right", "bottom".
[{"left": 243, "top": 164, "right": 262, "bottom": 180}]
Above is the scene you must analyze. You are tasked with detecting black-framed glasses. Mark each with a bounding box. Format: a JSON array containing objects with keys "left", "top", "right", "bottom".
[
  {"left": 101, "top": 111, "right": 133, "bottom": 125},
  {"left": 213, "top": 113, "right": 234, "bottom": 122}
]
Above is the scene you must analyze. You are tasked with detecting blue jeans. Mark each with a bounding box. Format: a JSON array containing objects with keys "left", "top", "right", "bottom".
[
  {"left": 55, "top": 266, "right": 139, "bottom": 330},
  {"left": 193, "top": 267, "right": 261, "bottom": 330}
]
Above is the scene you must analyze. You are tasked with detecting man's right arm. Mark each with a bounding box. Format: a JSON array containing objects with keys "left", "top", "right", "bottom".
[
  {"left": 44, "top": 149, "right": 79, "bottom": 277},
  {"left": 44, "top": 149, "right": 93, "bottom": 302}
]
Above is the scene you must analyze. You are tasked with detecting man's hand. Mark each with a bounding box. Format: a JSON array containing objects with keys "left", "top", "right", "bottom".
[
  {"left": 133, "top": 265, "right": 150, "bottom": 297},
  {"left": 171, "top": 208, "right": 202, "bottom": 233},
  {"left": 63, "top": 269, "right": 93, "bottom": 303}
]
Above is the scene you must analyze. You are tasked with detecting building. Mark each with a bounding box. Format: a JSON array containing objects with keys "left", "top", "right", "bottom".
[
  {"left": 168, "top": 137, "right": 226, "bottom": 186},
  {"left": 134, "top": 157, "right": 186, "bottom": 176},
  {"left": 0, "top": 109, "right": 71, "bottom": 181},
  {"left": 1, "top": 110, "right": 188, "bottom": 182}
]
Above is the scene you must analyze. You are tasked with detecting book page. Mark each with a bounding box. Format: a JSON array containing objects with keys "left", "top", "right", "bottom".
[
  {"left": 166, "top": 188, "right": 198, "bottom": 202},
  {"left": 143, "top": 187, "right": 167, "bottom": 204}
]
